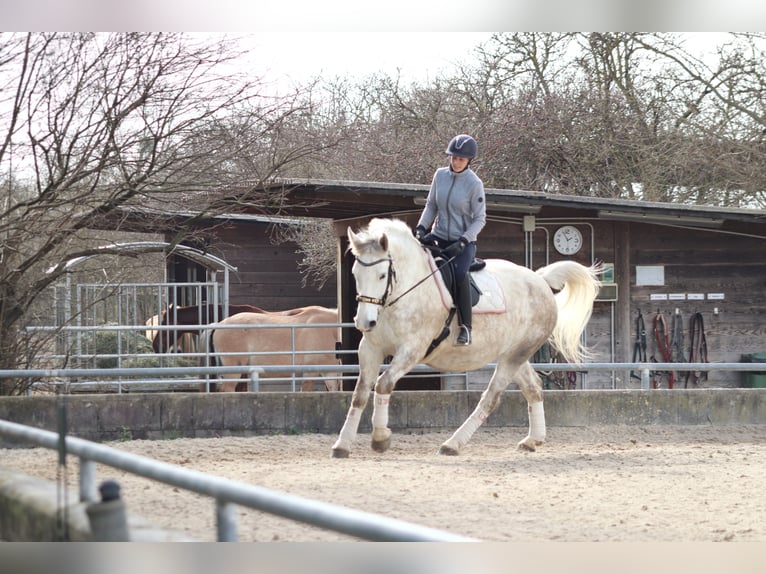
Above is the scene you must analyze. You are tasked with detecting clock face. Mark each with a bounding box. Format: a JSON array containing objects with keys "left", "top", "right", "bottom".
[{"left": 553, "top": 225, "right": 583, "bottom": 255}]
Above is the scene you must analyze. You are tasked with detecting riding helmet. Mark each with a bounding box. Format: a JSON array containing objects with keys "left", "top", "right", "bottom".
[{"left": 445, "top": 134, "right": 478, "bottom": 159}]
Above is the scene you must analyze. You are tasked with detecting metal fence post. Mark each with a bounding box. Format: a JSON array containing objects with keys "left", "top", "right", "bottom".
[
  {"left": 216, "top": 500, "right": 238, "bottom": 541},
  {"left": 641, "top": 368, "right": 651, "bottom": 389},
  {"left": 248, "top": 369, "right": 260, "bottom": 392},
  {"left": 85, "top": 480, "right": 130, "bottom": 541},
  {"left": 79, "top": 459, "right": 98, "bottom": 502}
]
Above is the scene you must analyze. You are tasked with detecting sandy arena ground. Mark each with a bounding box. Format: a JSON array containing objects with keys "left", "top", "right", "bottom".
[{"left": 2, "top": 424, "right": 765, "bottom": 542}]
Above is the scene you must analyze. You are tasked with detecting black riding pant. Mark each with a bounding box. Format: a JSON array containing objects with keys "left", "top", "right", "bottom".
[{"left": 446, "top": 240, "right": 476, "bottom": 329}]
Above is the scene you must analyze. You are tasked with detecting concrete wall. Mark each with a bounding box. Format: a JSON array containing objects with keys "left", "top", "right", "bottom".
[{"left": 2, "top": 389, "right": 764, "bottom": 445}]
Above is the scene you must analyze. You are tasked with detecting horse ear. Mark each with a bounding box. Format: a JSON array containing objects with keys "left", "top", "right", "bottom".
[
  {"left": 379, "top": 233, "right": 388, "bottom": 252},
  {"left": 347, "top": 226, "right": 359, "bottom": 247}
]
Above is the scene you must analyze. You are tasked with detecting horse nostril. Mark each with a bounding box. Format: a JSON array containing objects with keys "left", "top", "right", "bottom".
[{"left": 368, "top": 320, "right": 377, "bottom": 329}]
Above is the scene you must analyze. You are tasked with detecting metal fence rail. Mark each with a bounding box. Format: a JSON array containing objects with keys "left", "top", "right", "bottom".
[
  {"left": 3, "top": 361, "right": 766, "bottom": 391},
  {"left": 0, "top": 418, "right": 476, "bottom": 542},
  {"left": 25, "top": 321, "right": 357, "bottom": 392},
  {"left": 6, "top": 362, "right": 766, "bottom": 392}
]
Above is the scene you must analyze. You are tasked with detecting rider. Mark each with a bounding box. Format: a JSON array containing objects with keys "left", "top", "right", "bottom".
[{"left": 415, "top": 134, "right": 486, "bottom": 346}]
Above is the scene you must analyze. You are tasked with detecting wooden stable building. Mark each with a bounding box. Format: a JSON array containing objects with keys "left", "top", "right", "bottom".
[
  {"left": 205, "top": 179, "right": 765, "bottom": 390},
  {"left": 165, "top": 214, "right": 337, "bottom": 311}
]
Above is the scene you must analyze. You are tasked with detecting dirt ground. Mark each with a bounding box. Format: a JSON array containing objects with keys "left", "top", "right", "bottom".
[{"left": 3, "top": 424, "right": 766, "bottom": 542}]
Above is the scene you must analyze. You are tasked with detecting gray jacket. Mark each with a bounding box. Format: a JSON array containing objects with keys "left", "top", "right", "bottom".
[{"left": 417, "top": 166, "right": 486, "bottom": 243}]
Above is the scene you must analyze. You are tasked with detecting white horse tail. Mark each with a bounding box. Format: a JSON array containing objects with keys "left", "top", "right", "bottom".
[{"left": 536, "top": 261, "right": 602, "bottom": 364}]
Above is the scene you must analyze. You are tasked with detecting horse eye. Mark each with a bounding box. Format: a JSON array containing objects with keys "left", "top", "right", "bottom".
[{"left": 378, "top": 273, "right": 386, "bottom": 280}]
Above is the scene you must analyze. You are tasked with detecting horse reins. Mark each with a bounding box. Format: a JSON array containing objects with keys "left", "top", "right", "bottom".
[{"left": 353, "top": 248, "right": 456, "bottom": 308}]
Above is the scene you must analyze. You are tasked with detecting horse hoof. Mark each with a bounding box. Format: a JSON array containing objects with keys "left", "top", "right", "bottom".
[
  {"left": 438, "top": 445, "right": 459, "bottom": 456},
  {"left": 331, "top": 448, "right": 350, "bottom": 458},
  {"left": 371, "top": 438, "right": 390, "bottom": 453},
  {"left": 517, "top": 440, "right": 537, "bottom": 452}
]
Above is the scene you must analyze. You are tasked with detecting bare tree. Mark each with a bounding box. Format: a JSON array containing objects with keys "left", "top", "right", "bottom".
[
  {"left": 280, "top": 33, "right": 766, "bottom": 282},
  {"left": 0, "top": 33, "right": 333, "bottom": 392},
  {"left": 631, "top": 33, "right": 766, "bottom": 207},
  {"left": 434, "top": 32, "right": 766, "bottom": 204}
]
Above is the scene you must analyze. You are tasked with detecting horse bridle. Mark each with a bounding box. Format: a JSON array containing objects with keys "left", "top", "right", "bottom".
[
  {"left": 353, "top": 247, "right": 455, "bottom": 308},
  {"left": 354, "top": 255, "right": 397, "bottom": 307}
]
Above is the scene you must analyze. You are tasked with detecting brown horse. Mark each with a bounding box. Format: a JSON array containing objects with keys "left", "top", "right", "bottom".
[
  {"left": 202, "top": 306, "right": 342, "bottom": 392},
  {"left": 151, "top": 303, "right": 274, "bottom": 353},
  {"left": 146, "top": 313, "right": 197, "bottom": 354}
]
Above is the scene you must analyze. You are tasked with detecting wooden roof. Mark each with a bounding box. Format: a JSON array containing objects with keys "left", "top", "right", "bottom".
[{"left": 253, "top": 179, "right": 766, "bottom": 233}]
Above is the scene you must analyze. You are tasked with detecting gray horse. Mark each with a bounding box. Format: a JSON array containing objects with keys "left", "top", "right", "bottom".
[{"left": 334, "top": 217, "right": 600, "bottom": 457}]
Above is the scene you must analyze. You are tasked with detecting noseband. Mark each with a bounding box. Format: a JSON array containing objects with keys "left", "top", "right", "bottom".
[{"left": 354, "top": 255, "right": 396, "bottom": 307}]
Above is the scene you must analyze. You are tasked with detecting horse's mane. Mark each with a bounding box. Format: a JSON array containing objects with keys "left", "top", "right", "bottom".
[
  {"left": 352, "top": 218, "right": 414, "bottom": 256},
  {"left": 367, "top": 217, "right": 411, "bottom": 237}
]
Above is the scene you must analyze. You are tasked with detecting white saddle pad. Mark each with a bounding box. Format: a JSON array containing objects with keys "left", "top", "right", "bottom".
[
  {"left": 428, "top": 257, "right": 507, "bottom": 314},
  {"left": 472, "top": 269, "right": 507, "bottom": 314}
]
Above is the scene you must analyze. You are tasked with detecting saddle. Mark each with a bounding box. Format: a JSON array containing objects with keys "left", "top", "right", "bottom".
[
  {"left": 420, "top": 256, "right": 486, "bottom": 359},
  {"left": 433, "top": 255, "right": 486, "bottom": 307}
]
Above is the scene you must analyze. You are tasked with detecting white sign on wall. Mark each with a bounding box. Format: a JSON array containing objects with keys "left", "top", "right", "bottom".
[{"left": 636, "top": 265, "right": 665, "bottom": 286}]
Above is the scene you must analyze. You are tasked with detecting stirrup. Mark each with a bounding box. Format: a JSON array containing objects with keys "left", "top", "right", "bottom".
[{"left": 455, "top": 325, "right": 471, "bottom": 346}]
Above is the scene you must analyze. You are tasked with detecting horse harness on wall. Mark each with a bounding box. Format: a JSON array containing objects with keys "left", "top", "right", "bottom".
[
  {"left": 630, "top": 310, "right": 647, "bottom": 381},
  {"left": 651, "top": 310, "right": 675, "bottom": 389},
  {"left": 685, "top": 312, "right": 708, "bottom": 387},
  {"left": 638, "top": 309, "right": 709, "bottom": 389}
]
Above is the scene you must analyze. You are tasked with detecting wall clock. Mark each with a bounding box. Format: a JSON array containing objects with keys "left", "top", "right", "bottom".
[{"left": 553, "top": 225, "right": 583, "bottom": 255}]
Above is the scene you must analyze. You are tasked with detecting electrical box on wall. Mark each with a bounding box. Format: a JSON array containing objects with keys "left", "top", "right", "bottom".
[{"left": 596, "top": 283, "right": 618, "bottom": 302}]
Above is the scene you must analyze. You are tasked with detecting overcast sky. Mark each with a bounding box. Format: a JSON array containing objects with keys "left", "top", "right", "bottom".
[
  {"left": 241, "top": 32, "right": 495, "bottom": 88},
  {"left": 229, "top": 32, "right": 733, "bottom": 92}
]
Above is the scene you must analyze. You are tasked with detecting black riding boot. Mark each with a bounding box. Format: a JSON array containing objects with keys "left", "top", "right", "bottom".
[{"left": 455, "top": 274, "right": 472, "bottom": 346}]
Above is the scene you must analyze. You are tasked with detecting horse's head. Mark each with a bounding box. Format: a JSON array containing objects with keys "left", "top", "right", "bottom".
[{"left": 347, "top": 226, "right": 396, "bottom": 332}]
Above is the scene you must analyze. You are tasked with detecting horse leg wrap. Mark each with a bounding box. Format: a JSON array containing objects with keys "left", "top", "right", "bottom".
[
  {"left": 372, "top": 392, "right": 390, "bottom": 428},
  {"left": 334, "top": 406, "right": 363, "bottom": 450},
  {"left": 370, "top": 393, "right": 393, "bottom": 451},
  {"left": 529, "top": 401, "right": 546, "bottom": 442},
  {"left": 450, "top": 408, "right": 488, "bottom": 448}
]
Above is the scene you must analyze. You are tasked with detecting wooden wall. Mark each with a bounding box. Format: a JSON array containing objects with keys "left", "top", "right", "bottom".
[
  {"left": 182, "top": 220, "right": 337, "bottom": 311},
  {"left": 176, "top": 215, "right": 765, "bottom": 391},
  {"left": 340, "top": 214, "right": 766, "bottom": 390},
  {"left": 615, "top": 221, "right": 766, "bottom": 389}
]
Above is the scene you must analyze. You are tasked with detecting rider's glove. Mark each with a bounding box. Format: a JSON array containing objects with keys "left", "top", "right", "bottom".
[
  {"left": 417, "top": 227, "right": 439, "bottom": 247},
  {"left": 443, "top": 237, "right": 468, "bottom": 258}
]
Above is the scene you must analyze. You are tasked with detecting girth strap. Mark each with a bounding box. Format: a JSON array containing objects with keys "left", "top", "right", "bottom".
[{"left": 422, "top": 308, "right": 457, "bottom": 360}]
